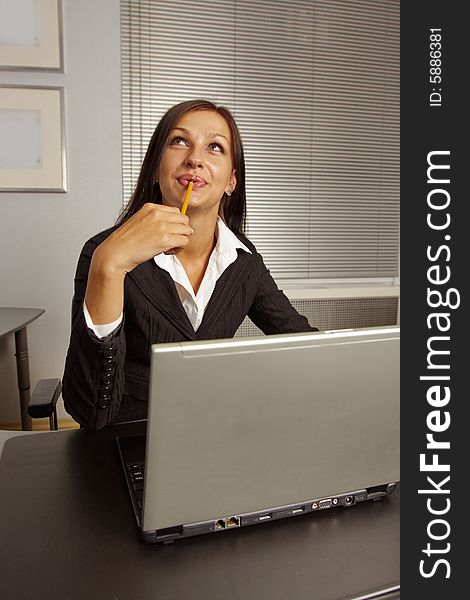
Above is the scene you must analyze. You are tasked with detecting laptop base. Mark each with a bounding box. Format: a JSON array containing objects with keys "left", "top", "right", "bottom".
[{"left": 117, "top": 433, "right": 397, "bottom": 544}]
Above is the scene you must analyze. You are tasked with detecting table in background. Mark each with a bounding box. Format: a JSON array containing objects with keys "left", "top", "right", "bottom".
[
  {"left": 0, "top": 420, "right": 400, "bottom": 600},
  {"left": 0, "top": 307, "right": 45, "bottom": 430}
]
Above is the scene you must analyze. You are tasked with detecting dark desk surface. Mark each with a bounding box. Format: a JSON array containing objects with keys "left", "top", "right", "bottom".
[{"left": 0, "top": 420, "right": 399, "bottom": 600}]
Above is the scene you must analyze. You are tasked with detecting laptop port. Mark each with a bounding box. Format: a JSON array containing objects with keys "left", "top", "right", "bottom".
[
  {"left": 215, "top": 519, "right": 225, "bottom": 530},
  {"left": 225, "top": 517, "right": 240, "bottom": 528},
  {"left": 318, "top": 499, "right": 332, "bottom": 509},
  {"left": 345, "top": 496, "right": 354, "bottom": 505},
  {"left": 366, "top": 484, "right": 389, "bottom": 498},
  {"left": 292, "top": 507, "right": 305, "bottom": 515},
  {"left": 156, "top": 525, "right": 184, "bottom": 539},
  {"left": 259, "top": 513, "right": 272, "bottom": 521}
]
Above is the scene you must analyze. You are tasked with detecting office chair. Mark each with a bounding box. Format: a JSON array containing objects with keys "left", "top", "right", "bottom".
[
  {"left": 24, "top": 299, "right": 76, "bottom": 432},
  {"left": 27, "top": 378, "right": 62, "bottom": 431}
]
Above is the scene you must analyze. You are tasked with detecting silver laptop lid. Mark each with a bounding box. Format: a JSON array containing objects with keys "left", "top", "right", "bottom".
[{"left": 143, "top": 327, "right": 399, "bottom": 532}]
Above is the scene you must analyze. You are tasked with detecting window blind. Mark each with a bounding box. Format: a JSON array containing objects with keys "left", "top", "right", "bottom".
[{"left": 121, "top": 0, "right": 399, "bottom": 279}]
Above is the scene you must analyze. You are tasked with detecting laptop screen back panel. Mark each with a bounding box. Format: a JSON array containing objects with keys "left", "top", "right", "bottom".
[{"left": 142, "top": 328, "right": 399, "bottom": 533}]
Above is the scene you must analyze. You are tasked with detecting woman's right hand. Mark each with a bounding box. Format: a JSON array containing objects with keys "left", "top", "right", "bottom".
[
  {"left": 96, "top": 203, "right": 193, "bottom": 275},
  {"left": 84, "top": 203, "right": 193, "bottom": 324}
]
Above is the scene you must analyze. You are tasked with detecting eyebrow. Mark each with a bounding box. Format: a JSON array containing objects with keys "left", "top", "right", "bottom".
[{"left": 171, "top": 127, "right": 230, "bottom": 143}]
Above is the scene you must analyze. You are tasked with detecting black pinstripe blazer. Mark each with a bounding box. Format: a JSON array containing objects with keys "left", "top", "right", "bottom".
[{"left": 62, "top": 227, "right": 317, "bottom": 430}]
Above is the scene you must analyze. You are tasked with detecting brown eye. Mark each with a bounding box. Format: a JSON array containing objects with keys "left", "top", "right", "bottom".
[
  {"left": 170, "top": 136, "right": 187, "bottom": 146},
  {"left": 208, "top": 142, "right": 224, "bottom": 153}
]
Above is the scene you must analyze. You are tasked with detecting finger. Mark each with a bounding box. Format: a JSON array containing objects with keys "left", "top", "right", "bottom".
[
  {"left": 142, "top": 203, "right": 181, "bottom": 215},
  {"left": 150, "top": 221, "right": 193, "bottom": 240},
  {"left": 144, "top": 206, "right": 190, "bottom": 226},
  {"left": 164, "top": 247, "right": 184, "bottom": 255},
  {"left": 161, "top": 234, "right": 191, "bottom": 252},
  {"left": 166, "top": 223, "right": 194, "bottom": 236}
]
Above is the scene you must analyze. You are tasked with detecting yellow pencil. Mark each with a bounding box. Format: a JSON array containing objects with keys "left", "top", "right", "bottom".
[{"left": 181, "top": 181, "right": 193, "bottom": 215}]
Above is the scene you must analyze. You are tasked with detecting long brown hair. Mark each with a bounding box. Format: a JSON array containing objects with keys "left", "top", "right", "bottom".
[{"left": 116, "top": 99, "right": 246, "bottom": 233}]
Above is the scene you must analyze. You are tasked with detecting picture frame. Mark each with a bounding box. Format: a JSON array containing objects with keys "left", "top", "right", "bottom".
[
  {"left": 0, "top": 85, "right": 67, "bottom": 192},
  {"left": 0, "top": 0, "right": 63, "bottom": 71}
]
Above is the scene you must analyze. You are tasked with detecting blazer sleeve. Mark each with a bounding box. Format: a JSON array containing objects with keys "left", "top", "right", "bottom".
[
  {"left": 62, "top": 231, "right": 127, "bottom": 430},
  {"left": 247, "top": 251, "right": 319, "bottom": 334}
]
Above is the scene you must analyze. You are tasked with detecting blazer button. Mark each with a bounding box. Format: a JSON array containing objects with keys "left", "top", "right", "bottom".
[
  {"left": 103, "top": 359, "right": 114, "bottom": 372},
  {"left": 102, "top": 374, "right": 113, "bottom": 386},
  {"left": 98, "top": 401, "right": 110, "bottom": 409},
  {"left": 99, "top": 386, "right": 112, "bottom": 399},
  {"left": 103, "top": 347, "right": 117, "bottom": 359}
]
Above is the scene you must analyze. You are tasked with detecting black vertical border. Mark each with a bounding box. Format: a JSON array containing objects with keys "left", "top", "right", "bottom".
[{"left": 401, "top": 2, "right": 466, "bottom": 597}]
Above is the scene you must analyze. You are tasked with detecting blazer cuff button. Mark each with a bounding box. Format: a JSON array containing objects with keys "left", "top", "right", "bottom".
[
  {"left": 102, "top": 374, "right": 113, "bottom": 386},
  {"left": 98, "top": 386, "right": 112, "bottom": 408},
  {"left": 103, "top": 359, "right": 114, "bottom": 372}
]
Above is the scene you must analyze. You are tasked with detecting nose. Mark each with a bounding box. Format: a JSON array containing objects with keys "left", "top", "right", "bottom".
[{"left": 185, "top": 145, "right": 204, "bottom": 169}]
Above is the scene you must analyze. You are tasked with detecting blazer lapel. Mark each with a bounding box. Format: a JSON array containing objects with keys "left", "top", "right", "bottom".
[
  {"left": 197, "top": 250, "right": 254, "bottom": 337},
  {"left": 128, "top": 260, "right": 196, "bottom": 339}
]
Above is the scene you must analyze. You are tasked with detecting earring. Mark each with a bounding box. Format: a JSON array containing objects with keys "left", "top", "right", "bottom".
[{"left": 225, "top": 188, "right": 232, "bottom": 196}]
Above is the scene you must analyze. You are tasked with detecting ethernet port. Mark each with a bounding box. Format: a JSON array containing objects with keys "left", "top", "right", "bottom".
[
  {"left": 215, "top": 519, "right": 226, "bottom": 530},
  {"left": 226, "top": 516, "right": 240, "bottom": 528}
]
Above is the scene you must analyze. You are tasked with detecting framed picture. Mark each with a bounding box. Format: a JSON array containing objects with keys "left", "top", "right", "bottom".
[
  {"left": 0, "top": 85, "right": 67, "bottom": 192},
  {"left": 0, "top": 0, "right": 63, "bottom": 71}
]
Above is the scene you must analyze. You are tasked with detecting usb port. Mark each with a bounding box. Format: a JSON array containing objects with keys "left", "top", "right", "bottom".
[
  {"left": 292, "top": 507, "right": 305, "bottom": 515},
  {"left": 259, "top": 513, "right": 272, "bottom": 521}
]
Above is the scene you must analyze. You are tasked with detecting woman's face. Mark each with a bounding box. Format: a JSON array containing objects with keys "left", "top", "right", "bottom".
[{"left": 157, "top": 110, "right": 237, "bottom": 215}]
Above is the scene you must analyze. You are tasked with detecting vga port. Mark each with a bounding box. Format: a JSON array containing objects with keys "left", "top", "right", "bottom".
[{"left": 318, "top": 498, "right": 332, "bottom": 509}]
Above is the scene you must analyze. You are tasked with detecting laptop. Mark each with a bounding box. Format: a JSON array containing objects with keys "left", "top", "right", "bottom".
[{"left": 117, "top": 326, "right": 400, "bottom": 543}]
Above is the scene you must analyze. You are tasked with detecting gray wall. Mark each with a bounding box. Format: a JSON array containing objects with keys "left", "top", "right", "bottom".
[{"left": 0, "top": 0, "right": 122, "bottom": 422}]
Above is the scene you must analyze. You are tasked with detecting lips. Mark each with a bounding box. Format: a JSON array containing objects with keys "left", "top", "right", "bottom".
[{"left": 177, "top": 174, "right": 207, "bottom": 189}]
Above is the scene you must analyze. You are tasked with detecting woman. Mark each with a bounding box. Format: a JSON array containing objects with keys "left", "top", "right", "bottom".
[{"left": 63, "top": 99, "right": 316, "bottom": 430}]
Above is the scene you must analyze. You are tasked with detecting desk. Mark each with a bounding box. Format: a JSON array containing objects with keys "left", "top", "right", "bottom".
[
  {"left": 0, "top": 307, "right": 45, "bottom": 430},
  {"left": 0, "top": 420, "right": 400, "bottom": 600}
]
